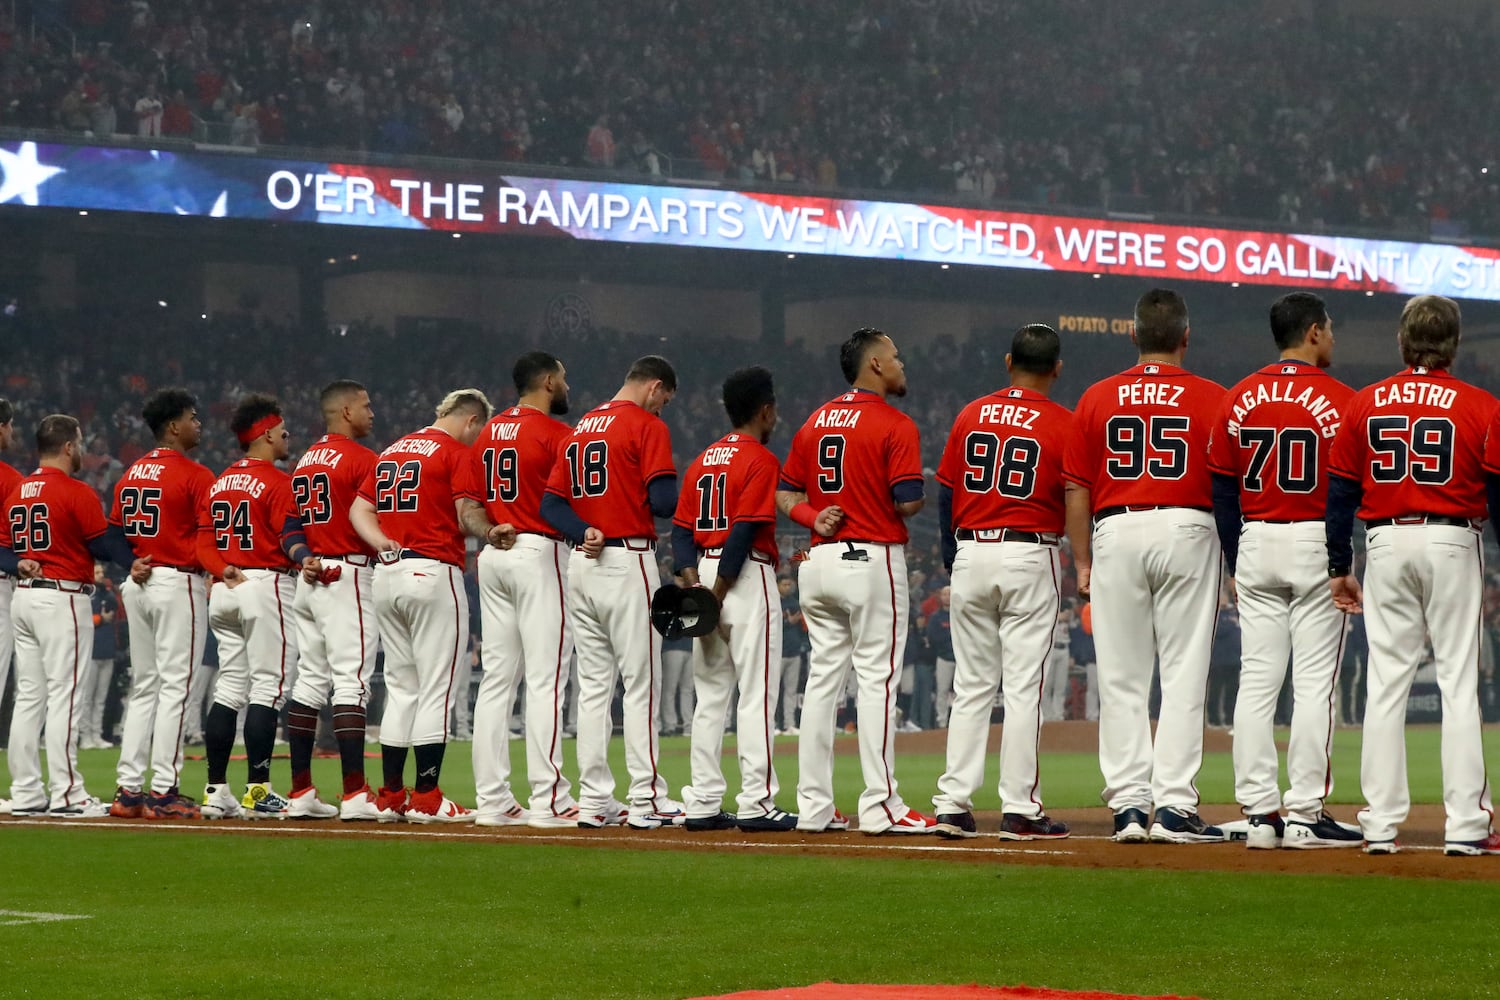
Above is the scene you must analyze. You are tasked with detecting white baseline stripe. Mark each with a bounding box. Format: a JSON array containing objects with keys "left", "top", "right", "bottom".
[{"left": 0, "top": 909, "right": 92, "bottom": 926}]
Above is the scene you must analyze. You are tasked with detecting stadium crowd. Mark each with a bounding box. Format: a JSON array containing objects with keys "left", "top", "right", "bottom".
[{"left": 2, "top": 1, "right": 1499, "bottom": 234}]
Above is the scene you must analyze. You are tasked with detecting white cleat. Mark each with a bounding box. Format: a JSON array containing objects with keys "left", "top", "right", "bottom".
[
  {"left": 240, "top": 783, "right": 291, "bottom": 820},
  {"left": 339, "top": 786, "right": 392, "bottom": 822},
  {"left": 201, "top": 784, "right": 244, "bottom": 820},
  {"left": 405, "top": 790, "right": 475, "bottom": 824},
  {"left": 49, "top": 796, "right": 110, "bottom": 818},
  {"left": 528, "top": 805, "right": 581, "bottom": 829},
  {"left": 628, "top": 798, "right": 688, "bottom": 830},
  {"left": 475, "top": 804, "right": 529, "bottom": 827},
  {"left": 287, "top": 787, "right": 339, "bottom": 820}
]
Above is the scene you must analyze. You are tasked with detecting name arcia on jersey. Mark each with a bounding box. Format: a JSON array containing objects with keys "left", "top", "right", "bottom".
[
  {"left": 815, "top": 409, "right": 861, "bottom": 429},
  {"left": 210, "top": 474, "right": 267, "bottom": 499},
  {"left": 1227, "top": 381, "right": 1343, "bottom": 438},
  {"left": 296, "top": 447, "right": 347, "bottom": 470}
]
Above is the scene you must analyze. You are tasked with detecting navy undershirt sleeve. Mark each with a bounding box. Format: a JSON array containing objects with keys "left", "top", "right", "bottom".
[
  {"left": 670, "top": 523, "right": 698, "bottom": 576},
  {"left": 647, "top": 475, "right": 678, "bottom": 519},
  {"left": 716, "top": 521, "right": 759, "bottom": 582},
  {"left": 88, "top": 525, "right": 138, "bottom": 571},
  {"left": 891, "top": 479, "right": 924, "bottom": 504},
  {"left": 0, "top": 547, "right": 19, "bottom": 576},
  {"left": 1488, "top": 474, "right": 1500, "bottom": 542},
  {"left": 541, "top": 492, "right": 591, "bottom": 547},
  {"left": 938, "top": 484, "right": 956, "bottom": 573},
  {"left": 1211, "top": 473, "right": 1243, "bottom": 576},
  {"left": 1325, "top": 474, "right": 1363, "bottom": 577}
]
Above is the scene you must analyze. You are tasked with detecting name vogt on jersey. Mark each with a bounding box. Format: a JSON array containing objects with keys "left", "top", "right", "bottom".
[{"left": 1227, "top": 377, "right": 1343, "bottom": 439}]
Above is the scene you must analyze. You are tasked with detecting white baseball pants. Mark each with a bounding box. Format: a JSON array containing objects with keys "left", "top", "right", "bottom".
[
  {"left": 1232, "top": 520, "right": 1345, "bottom": 820},
  {"left": 934, "top": 539, "right": 1062, "bottom": 819},
  {"left": 374, "top": 558, "right": 467, "bottom": 748},
  {"left": 210, "top": 571, "right": 296, "bottom": 712},
  {"left": 682, "top": 556, "right": 783, "bottom": 819},
  {"left": 473, "top": 536, "right": 576, "bottom": 820},
  {"left": 117, "top": 569, "right": 209, "bottom": 794},
  {"left": 1359, "top": 523, "right": 1494, "bottom": 843},
  {"left": 0, "top": 578, "right": 13, "bottom": 710},
  {"left": 292, "top": 558, "right": 379, "bottom": 709},
  {"left": 569, "top": 543, "right": 670, "bottom": 821},
  {"left": 1092, "top": 507, "right": 1221, "bottom": 813},
  {"left": 8, "top": 588, "right": 95, "bottom": 809},
  {"left": 796, "top": 541, "right": 912, "bottom": 833},
  {"left": 934, "top": 657, "right": 955, "bottom": 728}
]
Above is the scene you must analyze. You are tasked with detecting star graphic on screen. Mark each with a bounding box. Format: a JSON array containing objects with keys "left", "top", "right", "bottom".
[{"left": 0, "top": 142, "right": 64, "bottom": 206}]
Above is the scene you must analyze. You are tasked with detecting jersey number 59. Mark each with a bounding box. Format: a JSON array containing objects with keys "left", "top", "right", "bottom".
[{"left": 1367, "top": 415, "right": 1453, "bottom": 485}]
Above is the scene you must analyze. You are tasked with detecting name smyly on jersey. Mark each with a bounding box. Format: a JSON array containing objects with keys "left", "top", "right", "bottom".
[{"left": 1226, "top": 376, "right": 1343, "bottom": 439}]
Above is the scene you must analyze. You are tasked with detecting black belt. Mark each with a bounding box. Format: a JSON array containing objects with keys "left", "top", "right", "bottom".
[
  {"left": 955, "top": 528, "right": 1059, "bottom": 546},
  {"left": 19, "top": 579, "right": 95, "bottom": 595},
  {"left": 1094, "top": 504, "right": 1211, "bottom": 524},
  {"left": 1365, "top": 514, "right": 1476, "bottom": 529},
  {"left": 602, "top": 537, "right": 655, "bottom": 551},
  {"left": 331, "top": 553, "right": 374, "bottom": 567}
]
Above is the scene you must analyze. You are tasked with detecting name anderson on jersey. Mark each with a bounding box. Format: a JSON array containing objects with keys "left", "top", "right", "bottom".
[
  {"left": 210, "top": 474, "right": 267, "bottom": 498},
  {"left": 382, "top": 437, "right": 441, "bottom": 457},
  {"left": 1226, "top": 381, "right": 1343, "bottom": 438}
]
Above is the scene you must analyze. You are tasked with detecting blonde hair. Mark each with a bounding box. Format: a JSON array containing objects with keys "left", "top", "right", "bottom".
[
  {"left": 1398, "top": 295, "right": 1461, "bottom": 369},
  {"left": 435, "top": 388, "right": 493, "bottom": 421}
]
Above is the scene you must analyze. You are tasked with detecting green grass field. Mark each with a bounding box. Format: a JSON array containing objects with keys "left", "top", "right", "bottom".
[{"left": 2, "top": 728, "right": 1498, "bottom": 1000}]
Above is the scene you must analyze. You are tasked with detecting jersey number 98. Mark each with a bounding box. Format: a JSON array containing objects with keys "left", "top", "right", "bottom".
[{"left": 962, "top": 432, "right": 1040, "bottom": 498}]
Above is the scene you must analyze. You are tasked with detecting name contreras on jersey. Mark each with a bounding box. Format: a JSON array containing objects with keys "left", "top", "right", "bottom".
[
  {"left": 382, "top": 437, "right": 441, "bottom": 458},
  {"left": 126, "top": 463, "right": 166, "bottom": 481},
  {"left": 815, "top": 409, "right": 861, "bottom": 429},
  {"left": 703, "top": 445, "right": 740, "bottom": 466},
  {"left": 1117, "top": 383, "right": 1185, "bottom": 407},
  {"left": 977, "top": 403, "right": 1039, "bottom": 429},
  {"left": 1373, "top": 382, "right": 1458, "bottom": 409},
  {"left": 574, "top": 414, "right": 617, "bottom": 434},
  {"left": 1228, "top": 382, "right": 1342, "bottom": 438},
  {"left": 210, "top": 475, "right": 267, "bottom": 498},
  {"left": 296, "top": 448, "right": 345, "bottom": 469}
]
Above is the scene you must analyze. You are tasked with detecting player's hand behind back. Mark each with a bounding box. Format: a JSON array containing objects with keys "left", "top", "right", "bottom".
[
  {"left": 1329, "top": 574, "right": 1363, "bottom": 614},
  {"left": 581, "top": 526, "right": 606, "bottom": 559},
  {"left": 812, "top": 505, "right": 844, "bottom": 538}
]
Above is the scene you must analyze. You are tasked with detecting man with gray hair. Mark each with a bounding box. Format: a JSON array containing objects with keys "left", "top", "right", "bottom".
[{"left": 351, "top": 389, "right": 517, "bottom": 823}]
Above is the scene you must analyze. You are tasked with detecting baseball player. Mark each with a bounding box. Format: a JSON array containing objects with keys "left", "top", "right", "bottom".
[
  {"left": 0, "top": 398, "right": 21, "bottom": 757},
  {"left": 471, "top": 352, "right": 581, "bottom": 829},
  {"left": 1210, "top": 292, "right": 1361, "bottom": 849},
  {"left": 1064, "top": 289, "right": 1228, "bottom": 844},
  {"left": 1328, "top": 294, "right": 1500, "bottom": 856},
  {"left": 109, "top": 388, "right": 214, "bottom": 821},
  {"left": 776, "top": 328, "right": 937, "bottom": 835},
  {"left": 671, "top": 366, "right": 797, "bottom": 832},
  {"left": 932, "top": 323, "right": 1072, "bottom": 841},
  {"left": 350, "top": 389, "right": 516, "bottom": 824},
  {"left": 196, "top": 394, "right": 322, "bottom": 820},
  {"left": 2, "top": 414, "right": 148, "bottom": 817},
  {"left": 541, "top": 355, "right": 685, "bottom": 830},
  {"left": 287, "top": 380, "right": 384, "bottom": 821}
]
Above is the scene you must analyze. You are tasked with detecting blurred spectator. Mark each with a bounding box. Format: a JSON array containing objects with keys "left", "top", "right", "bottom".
[
  {"left": 777, "top": 575, "right": 805, "bottom": 734},
  {"left": 926, "top": 585, "right": 953, "bottom": 728}
]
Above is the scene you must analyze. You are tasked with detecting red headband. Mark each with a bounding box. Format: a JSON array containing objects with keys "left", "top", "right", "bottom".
[{"left": 237, "top": 414, "right": 283, "bottom": 446}]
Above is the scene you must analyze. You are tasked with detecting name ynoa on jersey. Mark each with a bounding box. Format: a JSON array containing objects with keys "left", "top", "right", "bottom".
[{"left": 1226, "top": 382, "right": 1343, "bottom": 439}]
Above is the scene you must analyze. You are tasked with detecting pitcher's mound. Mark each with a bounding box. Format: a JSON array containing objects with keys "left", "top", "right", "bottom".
[{"left": 695, "top": 984, "right": 1200, "bottom": 999}]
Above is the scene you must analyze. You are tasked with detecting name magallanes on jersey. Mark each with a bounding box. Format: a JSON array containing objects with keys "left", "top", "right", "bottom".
[
  {"left": 210, "top": 474, "right": 267, "bottom": 498},
  {"left": 1228, "top": 381, "right": 1343, "bottom": 439},
  {"left": 296, "top": 447, "right": 346, "bottom": 470}
]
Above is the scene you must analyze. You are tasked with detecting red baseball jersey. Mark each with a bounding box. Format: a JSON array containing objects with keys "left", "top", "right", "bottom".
[
  {"left": 673, "top": 432, "right": 781, "bottom": 566},
  {"left": 476, "top": 406, "right": 570, "bottom": 537},
  {"left": 1, "top": 467, "right": 108, "bottom": 582},
  {"left": 110, "top": 447, "right": 215, "bottom": 569},
  {"left": 544, "top": 399, "right": 674, "bottom": 538},
  {"left": 1209, "top": 362, "right": 1354, "bottom": 522},
  {"left": 0, "top": 462, "right": 21, "bottom": 512},
  {"left": 1064, "top": 363, "right": 1226, "bottom": 510},
  {"left": 1331, "top": 367, "right": 1498, "bottom": 521},
  {"left": 293, "top": 433, "right": 378, "bottom": 557},
  {"left": 201, "top": 458, "right": 299, "bottom": 570},
  {"left": 937, "top": 386, "right": 1072, "bottom": 534},
  {"left": 358, "top": 427, "right": 485, "bottom": 566},
  {"left": 781, "top": 389, "right": 924, "bottom": 546}
]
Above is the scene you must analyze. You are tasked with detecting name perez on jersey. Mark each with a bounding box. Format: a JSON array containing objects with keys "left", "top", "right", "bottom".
[
  {"left": 1226, "top": 382, "right": 1343, "bottom": 439},
  {"left": 209, "top": 474, "right": 267, "bottom": 499},
  {"left": 976, "top": 403, "right": 1039, "bottom": 429},
  {"left": 1117, "top": 383, "right": 1185, "bottom": 407}
]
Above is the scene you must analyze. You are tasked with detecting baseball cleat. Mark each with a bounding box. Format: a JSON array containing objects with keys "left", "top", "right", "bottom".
[
  {"left": 736, "top": 809, "right": 799, "bottom": 833},
  {"left": 998, "top": 812, "right": 1070, "bottom": 840},
  {"left": 577, "top": 800, "right": 629, "bottom": 828},
  {"left": 10, "top": 801, "right": 49, "bottom": 817},
  {"left": 1112, "top": 808, "right": 1150, "bottom": 843},
  {"left": 50, "top": 797, "right": 110, "bottom": 818},
  {"left": 109, "top": 786, "right": 147, "bottom": 819},
  {"left": 287, "top": 787, "right": 339, "bottom": 820},
  {"left": 475, "top": 803, "right": 529, "bottom": 827},
  {"left": 1284, "top": 812, "right": 1363, "bottom": 849},
  {"left": 1443, "top": 832, "right": 1500, "bottom": 856},
  {"left": 144, "top": 789, "right": 201, "bottom": 820},
  {"left": 0, "top": 799, "right": 11, "bottom": 815},
  {"left": 934, "top": 811, "right": 979, "bottom": 839},
  {"left": 1244, "top": 813, "right": 1285, "bottom": 850},
  {"left": 684, "top": 810, "right": 738, "bottom": 831},
  {"left": 201, "top": 784, "right": 243, "bottom": 820},
  {"left": 879, "top": 809, "right": 939, "bottom": 835},
  {"left": 1150, "top": 808, "right": 1225, "bottom": 844},
  {"left": 405, "top": 788, "right": 475, "bottom": 824},
  {"left": 1363, "top": 839, "right": 1400, "bottom": 855},
  {"left": 240, "top": 783, "right": 291, "bottom": 820},
  {"left": 374, "top": 786, "right": 410, "bottom": 822},
  {"left": 528, "top": 805, "right": 581, "bottom": 829},
  {"left": 339, "top": 786, "right": 390, "bottom": 822},
  {"left": 628, "top": 799, "right": 688, "bottom": 830},
  {"left": 807, "top": 809, "right": 851, "bottom": 833}
]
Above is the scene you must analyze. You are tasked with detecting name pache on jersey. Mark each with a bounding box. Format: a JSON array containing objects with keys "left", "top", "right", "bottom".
[
  {"left": 124, "top": 461, "right": 169, "bottom": 482},
  {"left": 1226, "top": 370, "right": 1342, "bottom": 438}
]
